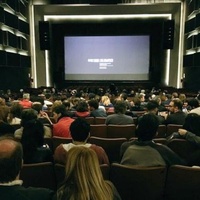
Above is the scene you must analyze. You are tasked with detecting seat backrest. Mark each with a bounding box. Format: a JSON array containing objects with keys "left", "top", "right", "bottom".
[
  {"left": 90, "top": 124, "right": 107, "bottom": 137},
  {"left": 166, "top": 124, "right": 182, "bottom": 137},
  {"left": 84, "top": 117, "right": 95, "bottom": 124},
  {"left": 165, "top": 165, "right": 200, "bottom": 200},
  {"left": 107, "top": 124, "right": 136, "bottom": 139},
  {"left": 110, "top": 163, "right": 166, "bottom": 200},
  {"left": 89, "top": 136, "right": 127, "bottom": 163},
  {"left": 166, "top": 138, "right": 198, "bottom": 160},
  {"left": 20, "top": 162, "right": 57, "bottom": 191},
  {"left": 94, "top": 117, "right": 106, "bottom": 124},
  {"left": 156, "top": 125, "right": 167, "bottom": 138},
  {"left": 52, "top": 136, "right": 72, "bottom": 153}
]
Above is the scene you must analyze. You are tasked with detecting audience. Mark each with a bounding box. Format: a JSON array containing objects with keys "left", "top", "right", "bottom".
[
  {"left": 14, "top": 109, "right": 52, "bottom": 138},
  {"left": 188, "top": 98, "right": 200, "bottom": 115},
  {"left": 54, "top": 146, "right": 121, "bottom": 200},
  {"left": 105, "top": 100, "right": 134, "bottom": 125},
  {"left": 120, "top": 113, "right": 185, "bottom": 166},
  {"left": 163, "top": 98, "right": 187, "bottom": 125},
  {"left": 19, "top": 93, "right": 32, "bottom": 109},
  {"left": 0, "top": 136, "right": 54, "bottom": 200},
  {"left": 21, "top": 119, "right": 53, "bottom": 164},
  {"left": 138, "top": 100, "right": 165, "bottom": 124},
  {"left": 74, "top": 100, "right": 90, "bottom": 118},
  {"left": 88, "top": 99, "right": 107, "bottom": 117},
  {"left": 7, "top": 103, "right": 22, "bottom": 125},
  {"left": 54, "top": 118, "right": 109, "bottom": 165},
  {"left": 42, "top": 104, "right": 74, "bottom": 138}
]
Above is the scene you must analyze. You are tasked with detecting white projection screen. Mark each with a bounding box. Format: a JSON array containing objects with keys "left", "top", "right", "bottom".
[{"left": 64, "top": 35, "right": 150, "bottom": 81}]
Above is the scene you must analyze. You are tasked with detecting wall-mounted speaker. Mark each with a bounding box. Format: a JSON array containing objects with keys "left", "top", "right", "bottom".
[
  {"left": 39, "top": 21, "right": 51, "bottom": 50},
  {"left": 162, "top": 20, "right": 175, "bottom": 50}
]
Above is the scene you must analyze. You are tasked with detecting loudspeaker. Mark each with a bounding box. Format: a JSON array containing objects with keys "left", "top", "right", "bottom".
[
  {"left": 39, "top": 21, "right": 51, "bottom": 50},
  {"left": 162, "top": 20, "right": 175, "bottom": 49}
]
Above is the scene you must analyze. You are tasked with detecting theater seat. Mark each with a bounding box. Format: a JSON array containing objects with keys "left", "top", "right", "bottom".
[
  {"left": 110, "top": 163, "right": 166, "bottom": 200},
  {"left": 20, "top": 162, "right": 57, "bottom": 191}
]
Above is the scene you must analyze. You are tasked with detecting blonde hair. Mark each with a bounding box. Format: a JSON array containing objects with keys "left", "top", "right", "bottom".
[
  {"left": 101, "top": 96, "right": 111, "bottom": 106},
  {"left": 57, "top": 146, "right": 114, "bottom": 200}
]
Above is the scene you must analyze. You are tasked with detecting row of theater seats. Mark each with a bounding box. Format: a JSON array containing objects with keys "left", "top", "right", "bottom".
[
  {"left": 20, "top": 162, "right": 200, "bottom": 200},
  {"left": 46, "top": 137, "right": 197, "bottom": 163},
  {"left": 89, "top": 123, "right": 183, "bottom": 139}
]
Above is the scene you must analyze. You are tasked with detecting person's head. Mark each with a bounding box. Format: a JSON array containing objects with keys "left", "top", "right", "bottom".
[
  {"left": 23, "top": 93, "right": 30, "bottom": 100},
  {"left": 9, "top": 103, "right": 23, "bottom": 119},
  {"left": 188, "top": 98, "right": 199, "bottom": 109},
  {"left": 114, "top": 100, "right": 127, "bottom": 114},
  {"left": 146, "top": 100, "right": 159, "bottom": 114},
  {"left": 183, "top": 113, "right": 200, "bottom": 136},
  {"left": 139, "top": 93, "right": 145, "bottom": 102},
  {"left": 136, "top": 113, "right": 159, "bottom": 141},
  {"left": 32, "top": 102, "right": 43, "bottom": 113},
  {"left": 88, "top": 99, "right": 99, "bottom": 111},
  {"left": 70, "top": 118, "right": 90, "bottom": 142},
  {"left": 57, "top": 146, "right": 113, "bottom": 200},
  {"left": 0, "top": 137, "right": 23, "bottom": 183},
  {"left": 20, "top": 108, "right": 38, "bottom": 127},
  {"left": 62, "top": 100, "right": 71, "bottom": 110},
  {"left": 168, "top": 98, "right": 183, "bottom": 113},
  {"left": 52, "top": 104, "right": 70, "bottom": 122},
  {"left": 76, "top": 101, "right": 88, "bottom": 112},
  {"left": 101, "top": 96, "right": 111, "bottom": 106},
  {"left": 172, "top": 92, "right": 178, "bottom": 99},
  {"left": 21, "top": 119, "right": 44, "bottom": 148}
]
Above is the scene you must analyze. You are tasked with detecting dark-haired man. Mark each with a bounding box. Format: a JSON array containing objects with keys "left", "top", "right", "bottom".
[
  {"left": 88, "top": 99, "right": 107, "bottom": 117},
  {"left": 164, "top": 98, "right": 187, "bottom": 125},
  {"left": 54, "top": 118, "right": 109, "bottom": 165},
  {"left": 105, "top": 100, "right": 134, "bottom": 125},
  {"left": 120, "top": 113, "right": 185, "bottom": 167},
  {"left": 0, "top": 136, "right": 54, "bottom": 200}
]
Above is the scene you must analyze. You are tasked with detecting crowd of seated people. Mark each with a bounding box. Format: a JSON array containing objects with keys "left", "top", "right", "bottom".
[{"left": 0, "top": 86, "right": 200, "bottom": 199}]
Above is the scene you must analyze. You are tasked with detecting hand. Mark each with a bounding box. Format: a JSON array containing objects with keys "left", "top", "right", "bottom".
[
  {"left": 178, "top": 128, "right": 187, "bottom": 136},
  {"left": 40, "top": 111, "right": 49, "bottom": 118}
]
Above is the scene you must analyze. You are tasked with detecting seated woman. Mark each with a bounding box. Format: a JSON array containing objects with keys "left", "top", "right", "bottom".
[
  {"left": 54, "top": 146, "right": 121, "bottom": 200},
  {"left": 21, "top": 119, "right": 53, "bottom": 164}
]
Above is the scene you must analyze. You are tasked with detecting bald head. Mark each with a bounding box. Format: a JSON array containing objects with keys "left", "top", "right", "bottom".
[
  {"left": 0, "top": 139, "right": 17, "bottom": 158},
  {"left": 0, "top": 137, "right": 23, "bottom": 183}
]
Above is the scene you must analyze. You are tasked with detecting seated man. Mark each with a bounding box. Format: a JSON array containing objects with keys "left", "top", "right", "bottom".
[
  {"left": 105, "top": 100, "right": 134, "bottom": 125},
  {"left": 163, "top": 98, "right": 187, "bottom": 125},
  {"left": 88, "top": 99, "right": 107, "bottom": 117},
  {"left": 0, "top": 136, "right": 54, "bottom": 200},
  {"left": 54, "top": 118, "right": 109, "bottom": 165},
  {"left": 120, "top": 113, "right": 185, "bottom": 167}
]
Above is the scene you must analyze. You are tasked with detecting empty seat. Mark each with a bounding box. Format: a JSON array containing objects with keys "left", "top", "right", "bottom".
[
  {"left": 156, "top": 125, "right": 167, "bottom": 138},
  {"left": 90, "top": 124, "right": 107, "bottom": 137},
  {"left": 110, "top": 163, "right": 166, "bottom": 200},
  {"left": 165, "top": 165, "right": 200, "bottom": 200},
  {"left": 166, "top": 138, "right": 198, "bottom": 161},
  {"left": 84, "top": 117, "right": 95, "bottom": 124},
  {"left": 89, "top": 136, "right": 127, "bottom": 163},
  {"left": 107, "top": 124, "right": 136, "bottom": 139},
  {"left": 94, "top": 117, "right": 106, "bottom": 124},
  {"left": 20, "top": 162, "right": 57, "bottom": 191}
]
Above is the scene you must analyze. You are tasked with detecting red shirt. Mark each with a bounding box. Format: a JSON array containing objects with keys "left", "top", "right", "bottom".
[
  {"left": 53, "top": 117, "right": 74, "bottom": 138},
  {"left": 19, "top": 99, "right": 32, "bottom": 109}
]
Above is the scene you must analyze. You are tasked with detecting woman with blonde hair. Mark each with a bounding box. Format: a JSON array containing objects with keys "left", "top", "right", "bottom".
[{"left": 55, "top": 146, "right": 121, "bottom": 200}]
